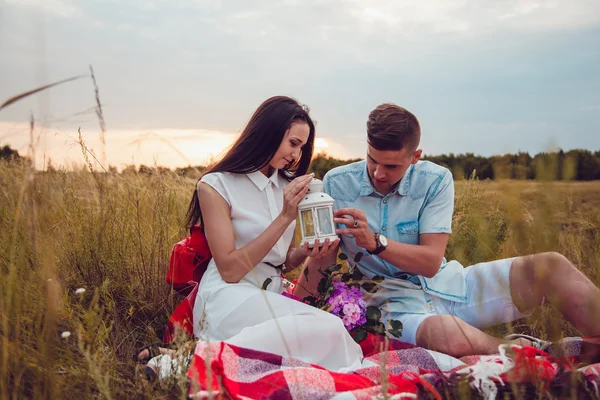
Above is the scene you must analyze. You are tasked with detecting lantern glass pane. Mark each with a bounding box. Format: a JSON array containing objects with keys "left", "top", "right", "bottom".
[
  {"left": 301, "top": 209, "right": 315, "bottom": 237},
  {"left": 316, "top": 207, "right": 333, "bottom": 235}
]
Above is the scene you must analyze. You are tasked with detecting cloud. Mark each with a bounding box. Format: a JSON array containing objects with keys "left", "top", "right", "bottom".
[
  {"left": 1, "top": 0, "right": 598, "bottom": 160},
  {"left": 5, "top": 0, "right": 81, "bottom": 18},
  {"left": 343, "top": 0, "right": 600, "bottom": 34}
]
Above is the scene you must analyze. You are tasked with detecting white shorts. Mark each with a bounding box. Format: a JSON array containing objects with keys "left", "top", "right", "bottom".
[{"left": 396, "top": 257, "right": 531, "bottom": 345}]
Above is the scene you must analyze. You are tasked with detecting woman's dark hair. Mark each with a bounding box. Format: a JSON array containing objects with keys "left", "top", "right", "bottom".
[{"left": 185, "top": 95, "right": 315, "bottom": 229}]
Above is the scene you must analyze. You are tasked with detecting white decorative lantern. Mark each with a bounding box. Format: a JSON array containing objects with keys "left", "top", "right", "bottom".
[{"left": 297, "top": 179, "right": 338, "bottom": 248}]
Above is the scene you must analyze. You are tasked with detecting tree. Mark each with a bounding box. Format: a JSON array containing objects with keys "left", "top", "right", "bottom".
[{"left": 0, "top": 144, "right": 22, "bottom": 161}]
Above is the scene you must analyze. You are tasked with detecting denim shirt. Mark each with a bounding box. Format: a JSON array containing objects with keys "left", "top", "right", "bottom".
[{"left": 323, "top": 160, "right": 468, "bottom": 315}]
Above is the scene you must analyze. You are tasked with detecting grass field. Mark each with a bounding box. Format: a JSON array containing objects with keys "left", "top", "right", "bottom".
[{"left": 1, "top": 159, "right": 599, "bottom": 399}]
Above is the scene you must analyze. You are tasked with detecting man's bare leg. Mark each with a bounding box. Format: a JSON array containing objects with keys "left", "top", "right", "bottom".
[
  {"left": 509, "top": 252, "right": 600, "bottom": 336},
  {"left": 415, "top": 315, "right": 533, "bottom": 357}
]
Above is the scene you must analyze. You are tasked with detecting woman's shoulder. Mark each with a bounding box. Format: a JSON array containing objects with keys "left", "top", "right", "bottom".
[{"left": 198, "top": 171, "right": 246, "bottom": 190}]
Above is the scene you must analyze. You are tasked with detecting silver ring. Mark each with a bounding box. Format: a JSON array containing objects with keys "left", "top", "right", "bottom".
[{"left": 353, "top": 218, "right": 359, "bottom": 228}]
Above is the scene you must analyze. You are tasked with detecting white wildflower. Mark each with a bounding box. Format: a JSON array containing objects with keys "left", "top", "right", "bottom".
[
  {"left": 61, "top": 331, "right": 71, "bottom": 339},
  {"left": 75, "top": 288, "right": 86, "bottom": 295}
]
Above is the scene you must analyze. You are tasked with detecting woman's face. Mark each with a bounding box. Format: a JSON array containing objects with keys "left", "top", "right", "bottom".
[{"left": 270, "top": 121, "right": 311, "bottom": 170}]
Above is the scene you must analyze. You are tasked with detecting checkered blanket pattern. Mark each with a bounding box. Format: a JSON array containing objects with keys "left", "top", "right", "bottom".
[{"left": 185, "top": 334, "right": 600, "bottom": 399}]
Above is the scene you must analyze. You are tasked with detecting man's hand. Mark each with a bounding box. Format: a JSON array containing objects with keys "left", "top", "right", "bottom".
[{"left": 333, "top": 208, "right": 377, "bottom": 252}]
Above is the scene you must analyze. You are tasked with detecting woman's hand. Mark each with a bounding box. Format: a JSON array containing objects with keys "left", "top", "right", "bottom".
[
  {"left": 280, "top": 173, "right": 314, "bottom": 223},
  {"left": 286, "top": 237, "right": 340, "bottom": 272},
  {"left": 300, "top": 237, "right": 340, "bottom": 259}
]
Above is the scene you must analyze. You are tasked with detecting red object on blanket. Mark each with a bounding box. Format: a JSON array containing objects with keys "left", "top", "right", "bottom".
[
  {"left": 166, "top": 225, "right": 212, "bottom": 294},
  {"left": 163, "top": 281, "right": 199, "bottom": 343},
  {"left": 359, "top": 332, "right": 415, "bottom": 357}
]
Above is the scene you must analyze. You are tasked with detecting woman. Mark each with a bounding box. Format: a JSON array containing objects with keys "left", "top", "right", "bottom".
[{"left": 186, "top": 95, "right": 363, "bottom": 372}]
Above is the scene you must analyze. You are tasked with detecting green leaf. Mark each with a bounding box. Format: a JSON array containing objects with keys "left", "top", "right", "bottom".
[
  {"left": 317, "top": 277, "right": 328, "bottom": 294},
  {"left": 327, "top": 263, "right": 342, "bottom": 273},
  {"left": 341, "top": 273, "right": 352, "bottom": 282},
  {"left": 351, "top": 328, "right": 368, "bottom": 343},
  {"left": 370, "top": 322, "right": 385, "bottom": 334},
  {"left": 366, "top": 306, "right": 382, "bottom": 322},
  {"left": 361, "top": 282, "right": 379, "bottom": 293},
  {"left": 388, "top": 329, "right": 402, "bottom": 338},
  {"left": 261, "top": 278, "right": 272, "bottom": 290},
  {"left": 353, "top": 252, "right": 363, "bottom": 263},
  {"left": 338, "top": 252, "right": 348, "bottom": 261},
  {"left": 318, "top": 268, "right": 329, "bottom": 278},
  {"left": 325, "top": 285, "right": 334, "bottom": 297},
  {"left": 351, "top": 268, "right": 364, "bottom": 281},
  {"left": 372, "top": 275, "right": 385, "bottom": 283},
  {"left": 389, "top": 319, "right": 403, "bottom": 331}
]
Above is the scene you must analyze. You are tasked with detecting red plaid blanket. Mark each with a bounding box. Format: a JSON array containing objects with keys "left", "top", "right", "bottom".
[
  {"left": 165, "top": 284, "right": 600, "bottom": 398},
  {"left": 185, "top": 335, "right": 600, "bottom": 399}
]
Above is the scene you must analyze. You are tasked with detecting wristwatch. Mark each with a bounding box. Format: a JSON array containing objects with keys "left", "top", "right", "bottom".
[{"left": 367, "top": 233, "right": 388, "bottom": 255}]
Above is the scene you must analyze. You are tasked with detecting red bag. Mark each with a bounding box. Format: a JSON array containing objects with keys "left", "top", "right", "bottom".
[
  {"left": 166, "top": 225, "right": 212, "bottom": 293},
  {"left": 163, "top": 281, "right": 199, "bottom": 343}
]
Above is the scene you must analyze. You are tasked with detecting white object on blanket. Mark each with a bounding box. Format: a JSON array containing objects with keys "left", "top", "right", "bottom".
[
  {"left": 425, "top": 350, "right": 466, "bottom": 371},
  {"left": 148, "top": 353, "right": 191, "bottom": 380},
  {"left": 454, "top": 344, "right": 515, "bottom": 400}
]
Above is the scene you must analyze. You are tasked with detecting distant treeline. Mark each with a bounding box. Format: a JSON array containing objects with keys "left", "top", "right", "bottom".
[
  {"left": 154, "top": 150, "right": 600, "bottom": 181},
  {"left": 2, "top": 143, "right": 600, "bottom": 181},
  {"left": 305, "top": 150, "right": 600, "bottom": 181},
  {"left": 422, "top": 149, "right": 600, "bottom": 181}
]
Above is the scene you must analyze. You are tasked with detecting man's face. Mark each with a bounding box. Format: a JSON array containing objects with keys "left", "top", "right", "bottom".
[{"left": 366, "top": 145, "right": 422, "bottom": 195}]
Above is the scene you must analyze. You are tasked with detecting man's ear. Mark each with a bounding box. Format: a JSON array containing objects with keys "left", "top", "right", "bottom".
[{"left": 412, "top": 149, "right": 423, "bottom": 164}]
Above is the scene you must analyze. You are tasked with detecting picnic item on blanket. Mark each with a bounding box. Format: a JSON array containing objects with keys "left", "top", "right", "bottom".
[
  {"left": 186, "top": 335, "right": 600, "bottom": 399},
  {"left": 166, "top": 225, "right": 211, "bottom": 294}
]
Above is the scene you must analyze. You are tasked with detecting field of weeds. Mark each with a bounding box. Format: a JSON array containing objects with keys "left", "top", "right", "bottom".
[{"left": 1, "top": 158, "right": 599, "bottom": 399}]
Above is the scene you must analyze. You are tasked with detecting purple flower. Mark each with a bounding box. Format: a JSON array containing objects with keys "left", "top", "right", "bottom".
[{"left": 325, "top": 280, "right": 367, "bottom": 331}]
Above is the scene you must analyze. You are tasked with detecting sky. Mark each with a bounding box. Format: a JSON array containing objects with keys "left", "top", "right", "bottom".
[{"left": 1, "top": 0, "right": 599, "bottom": 170}]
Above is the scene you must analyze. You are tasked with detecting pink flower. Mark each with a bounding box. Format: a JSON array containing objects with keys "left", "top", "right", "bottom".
[{"left": 343, "top": 303, "right": 360, "bottom": 317}]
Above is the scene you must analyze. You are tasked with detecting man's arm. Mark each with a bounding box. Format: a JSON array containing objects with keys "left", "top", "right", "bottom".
[
  {"left": 369, "top": 233, "right": 448, "bottom": 278},
  {"left": 334, "top": 170, "right": 454, "bottom": 278}
]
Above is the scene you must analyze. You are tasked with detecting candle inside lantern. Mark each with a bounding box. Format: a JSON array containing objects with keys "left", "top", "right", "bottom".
[{"left": 297, "top": 179, "right": 338, "bottom": 248}]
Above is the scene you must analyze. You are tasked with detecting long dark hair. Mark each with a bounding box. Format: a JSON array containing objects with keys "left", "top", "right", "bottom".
[{"left": 185, "top": 95, "right": 315, "bottom": 229}]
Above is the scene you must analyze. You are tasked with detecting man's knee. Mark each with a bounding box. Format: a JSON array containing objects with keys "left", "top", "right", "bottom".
[
  {"left": 415, "top": 315, "right": 473, "bottom": 355},
  {"left": 512, "top": 252, "right": 573, "bottom": 287}
]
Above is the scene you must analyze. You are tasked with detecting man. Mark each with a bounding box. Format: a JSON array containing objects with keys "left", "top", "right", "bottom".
[{"left": 297, "top": 103, "right": 600, "bottom": 358}]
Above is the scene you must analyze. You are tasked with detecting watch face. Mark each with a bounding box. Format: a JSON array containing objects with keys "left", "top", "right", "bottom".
[{"left": 379, "top": 234, "right": 388, "bottom": 246}]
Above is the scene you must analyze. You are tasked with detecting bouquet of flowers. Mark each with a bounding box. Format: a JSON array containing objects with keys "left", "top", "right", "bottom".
[{"left": 299, "top": 251, "right": 403, "bottom": 343}]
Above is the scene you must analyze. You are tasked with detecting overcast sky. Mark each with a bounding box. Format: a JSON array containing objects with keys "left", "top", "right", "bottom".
[{"left": 1, "top": 0, "right": 599, "bottom": 169}]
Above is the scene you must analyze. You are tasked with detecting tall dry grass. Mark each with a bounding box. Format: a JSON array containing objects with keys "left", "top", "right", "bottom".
[
  {"left": 0, "top": 157, "right": 195, "bottom": 398},
  {"left": 1, "top": 154, "right": 599, "bottom": 398}
]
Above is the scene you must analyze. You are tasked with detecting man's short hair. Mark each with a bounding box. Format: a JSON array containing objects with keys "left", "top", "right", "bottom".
[{"left": 367, "top": 103, "right": 421, "bottom": 151}]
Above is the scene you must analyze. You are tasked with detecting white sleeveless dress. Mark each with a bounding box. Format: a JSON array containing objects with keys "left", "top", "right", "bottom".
[{"left": 192, "top": 170, "right": 364, "bottom": 372}]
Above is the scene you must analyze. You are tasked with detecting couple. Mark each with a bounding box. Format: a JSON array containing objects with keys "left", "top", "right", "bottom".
[{"left": 141, "top": 96, "right": 600, "bottom": 380}]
